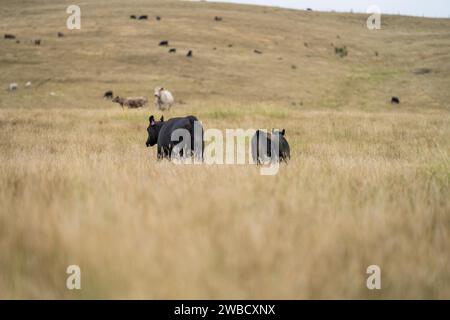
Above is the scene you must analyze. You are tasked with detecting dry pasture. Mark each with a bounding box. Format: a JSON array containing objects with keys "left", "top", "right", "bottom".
[{"left": 0, "top": 0, "right": 449, "bottom": 298}]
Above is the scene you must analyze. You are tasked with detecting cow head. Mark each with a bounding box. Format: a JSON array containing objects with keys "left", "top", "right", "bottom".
[
  {"left": 146, "top": 115, "right": 164, "bottom": 147},
  {"left": 154, "top": 87, "right": 164, "bottom": 98}
]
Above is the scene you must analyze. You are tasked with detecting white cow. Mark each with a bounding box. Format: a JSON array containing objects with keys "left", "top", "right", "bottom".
[
  {"left": 154, "top": 87, "right": 174, "bottom": 111},
  {"left": 9, "top": 83, "right": 18, "bottom": 91}
]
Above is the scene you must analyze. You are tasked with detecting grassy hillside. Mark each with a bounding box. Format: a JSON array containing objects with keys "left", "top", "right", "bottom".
[
  {"left": 1, "top": 0, "right": 450, "bottom": 110},
  {"left": 0, "top": 0, "right": 449, "bottom": 299}
]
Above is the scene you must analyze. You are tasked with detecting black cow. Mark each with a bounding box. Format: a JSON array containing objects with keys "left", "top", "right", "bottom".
[
  {"left": 57, "top": 32, "right": 64, "bottom": 37},
  {"left": 391, "top": 96, "right": 400, "bottom": 104},
  {"left": 214, "top": 16, "right": 223, "bottom": 21},
  {"left": 186, "top": 50, "right": 193, "bottom": 57},
  {"left": 130, "top": 15, "right": 137, "bottom": 19},
  {"left": 159, "top": 40, "right": 169, "bottom": 46},
  {"left": 146, "top": 115, "right": 204, "bottom": 161},
  {"left": 251, "top": 129, "right": 290, "bottom": 164},
  {"left": 156, "top": 16, "right": 161, "bottom": 21},
  {"left": 169, "top": 48, "right": 176, "bottom": 53},
  {"left": 139, "top": 15, "right": 148, "bottom": 20},
  {"left": 4, "top": 34, "right": 16, "bottom": 39},
  {"left": 103, "top": 90, "right": 113, "bottom": 99}
]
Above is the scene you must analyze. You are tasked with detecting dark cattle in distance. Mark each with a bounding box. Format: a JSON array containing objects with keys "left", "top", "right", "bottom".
[
  {"left": 103, "top": 90, "right": 113, "bottom": 99},
  {"left": 139, "top": 15, "right": 148, "bottom": 20},
  {"left": 34, "top": 39, "right": 41, "bottom": 46},
  {"left": 214, "top": 16, "right": 223, "bottom": 21},
  {"left": 307, "top": 8, "right": 313, "bottom": 11},
  {"left": 391, "top": 97, "right": 400, "bottom": 104},
  {"left": 156, "top": 16, "right": 161, "bottom": 21},
  {"left": 4, "top": 34, "right": 16, "bottom": 39},
  {"left": 169, "top": 48, "right": 176, "bottom": 53},
  {"left": 159, "top": 40, "right": 169, "bottom": 46},
  {"left": 57, "top": 32, "right": 64, "bottom": 37},
  {"left": 186, "top": 50, "right": 193, "bottom": 57},
  {"left": 254, "top": 49, "right": 262, "bottom": 54},
  {"left": 130, "top": 15, "right": 137, "bottom": 19}
]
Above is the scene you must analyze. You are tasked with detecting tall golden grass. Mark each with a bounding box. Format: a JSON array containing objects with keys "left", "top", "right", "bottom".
[{"left": 0, "top": 106, "right": 449, "bottom": 298}]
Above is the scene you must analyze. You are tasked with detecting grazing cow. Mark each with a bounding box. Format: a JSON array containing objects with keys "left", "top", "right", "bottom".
[
  {"left": 156, "top": 16, "right": 161, "bottom": 21},
  {"left": 4, "top": 34, "right": 16, "bottom": 39},
  {"left": 214, "top": 16, "right": 223, "bottom": 21},
  {"left": 8, "top": 83, "right": 18, "bottom": 91},
  {"left": 139, "top": 15, "right": 148, "bottom": 20},
  {"left": 391, "top": 96, "right": 400, "bottom": 104},
  {"left": 251, "top": 129, "right": 290, "bottom": 164},
  {"left": 254, "top": 49, "right": 262, "bottom": 54},
  {"left": 33, "top": 39, "right": 41, "bottom": 45},
  {"left": 159, "top": 40, "right": 169, "bottom": 46},
  {"left": 103, "top": 90, "right": 113, "bottom": 99},
  {"left": 169, "top": 48, "right": 176, "bottom": 53},
  {"left": 146, "top": 115, "right": 204, "bottom": 161},
  {"left": 25, "top": 81, "right": 32, "bottom": 88},
  {"left": 186, "top": 50, "right": 193, "bottom": 57},
  {"left": 154, "top": 87, "right": 174, "bottom": 111},
  {"left": 57, "top": 32, "right": 64, "bottom": 37},
  {"left": 130, "top": 15, "right": 137, "bottom": 19},
  {"left": 112, "top": 96, "right": 148, "bottom": 109}
]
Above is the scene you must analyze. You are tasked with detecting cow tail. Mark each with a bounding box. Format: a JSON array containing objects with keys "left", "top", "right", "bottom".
[{"left": 256, "top": 130, "right": 260, "bottom": 165}]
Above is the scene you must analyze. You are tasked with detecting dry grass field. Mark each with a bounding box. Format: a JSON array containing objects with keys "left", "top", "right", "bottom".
[{"left": 0, "top": 0, "right": 449, "bottom": 299}]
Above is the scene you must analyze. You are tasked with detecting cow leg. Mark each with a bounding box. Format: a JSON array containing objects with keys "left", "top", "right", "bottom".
[{"left": 157, "top": 145, "right": 164, "bottom": 160}]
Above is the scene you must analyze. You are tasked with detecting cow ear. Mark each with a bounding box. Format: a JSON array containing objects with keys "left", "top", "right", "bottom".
[
  {"left": 281, "top": 129, "right": 285, "bottom": 136},
  {"left": 160, "top": 116, "right": 164, "bottom": 122},
  {"left": 149, "top": 115, "right": 155, "bottom": 126}
]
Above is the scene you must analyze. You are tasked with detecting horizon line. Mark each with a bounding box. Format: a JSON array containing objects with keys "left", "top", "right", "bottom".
[{"left": 191, "top": 0, "right": 450, "bottom": 19}]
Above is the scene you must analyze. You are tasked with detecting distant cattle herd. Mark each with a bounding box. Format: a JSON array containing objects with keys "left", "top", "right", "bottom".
[{"left": 4, "top": 11, "right": 402, "bottom": 109}]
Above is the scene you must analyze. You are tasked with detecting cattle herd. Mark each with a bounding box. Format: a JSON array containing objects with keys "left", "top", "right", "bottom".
[
  {"left": 4, "top": 11, "right": 407, "bottom": 166},
  {"left": 104, "top": 87, "right": 174, "bottom": 110},
  {"left": 145, "top": 114, "right": 291, "bottom": 165}
]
